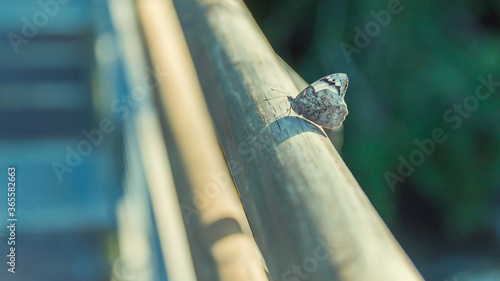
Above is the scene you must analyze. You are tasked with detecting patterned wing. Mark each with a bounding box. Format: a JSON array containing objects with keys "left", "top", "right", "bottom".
[
  {"left": 289, "top": 86, "right": 323, "bottom": 113},
  {"left": 297, "top": 89, "right": 348, "bottom": 129},
  {"left": 289, "top": 73, "right": 349, "bottom": 129},
  {"left": 309, "top": 73, "right": 349, "bottom": 96}
]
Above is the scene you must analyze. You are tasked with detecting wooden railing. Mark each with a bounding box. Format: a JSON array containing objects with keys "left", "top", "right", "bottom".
[{"left": 134, "top": 0, "right": 424, "bottom": 280}]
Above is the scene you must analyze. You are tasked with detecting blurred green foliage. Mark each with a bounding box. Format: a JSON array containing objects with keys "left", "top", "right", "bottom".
[{"left": 245, "top": 0, "right": 500, "bottom": 239}]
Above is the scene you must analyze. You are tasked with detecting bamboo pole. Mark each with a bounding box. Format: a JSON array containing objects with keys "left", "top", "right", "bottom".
[
  {"left": 172, "top": 0, "right": 424, "bottom": 280},
  {"left": 137, "top": 0, "right": 269, "bottom": 280},
  {"left": 109, "top": 1, "right": 197, "bottom": 280}
]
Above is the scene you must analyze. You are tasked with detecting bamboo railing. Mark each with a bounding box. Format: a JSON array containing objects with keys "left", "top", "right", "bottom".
[{"left": 135, "top": 0, "right": 424, "bottom": 280}]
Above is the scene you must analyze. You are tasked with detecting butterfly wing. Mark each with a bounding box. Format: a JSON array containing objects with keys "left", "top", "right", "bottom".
[
  {"left": 297, "top": 89, "right": 348, "bottom": 129},
  {"left": 290, "top": 73, "right": 349, "bottom": 129},
  {"left": 309, "top": 73, "right": 349, "bottom": 96}
]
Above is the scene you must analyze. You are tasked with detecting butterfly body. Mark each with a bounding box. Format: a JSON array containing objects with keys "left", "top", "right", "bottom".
[{"left": 287, "top": 73, "right": 349, "bottom": 129}]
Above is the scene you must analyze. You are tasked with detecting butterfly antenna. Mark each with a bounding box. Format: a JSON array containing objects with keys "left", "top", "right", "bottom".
[
  {"left": 264, "top": 96, "right": 287, "bottom": 101},
  {"left": 270, "top": 88, "right": 289, "bottom": 94},
  {"left": 266, "top": 88, "right": 293, "bottom": 120},
  {"left": 265, "top": 89, "right": 292, "bottom": 101}
]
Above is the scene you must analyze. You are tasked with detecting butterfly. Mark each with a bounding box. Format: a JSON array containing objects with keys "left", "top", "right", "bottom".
[{"left": 269, "top": 73, "right": 349, "bottom": 129}]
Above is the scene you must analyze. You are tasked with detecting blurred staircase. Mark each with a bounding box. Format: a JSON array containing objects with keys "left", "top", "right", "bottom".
[{"left": 0, "top": 1, "right": 122, "bottom": 280}]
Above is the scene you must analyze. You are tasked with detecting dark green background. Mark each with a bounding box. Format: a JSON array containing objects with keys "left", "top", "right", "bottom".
[{"left": 244, "top": 0, "right": 500, "bottom": 279}]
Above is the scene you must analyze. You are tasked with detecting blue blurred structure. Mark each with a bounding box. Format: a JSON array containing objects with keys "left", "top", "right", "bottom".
[{"left": 0, "top": 1, "right": 125, "bottom": 280}]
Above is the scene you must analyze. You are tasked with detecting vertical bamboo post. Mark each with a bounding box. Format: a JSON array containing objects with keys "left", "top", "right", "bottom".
[{"left": 137, "top": 0, "right": 269, "bottom": 280}]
